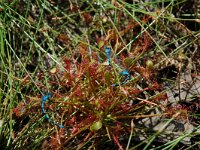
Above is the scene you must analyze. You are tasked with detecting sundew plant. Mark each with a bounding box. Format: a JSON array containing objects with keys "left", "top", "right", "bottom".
[{"left": 0, "top": 0, "right": 200, "bottom": 149}]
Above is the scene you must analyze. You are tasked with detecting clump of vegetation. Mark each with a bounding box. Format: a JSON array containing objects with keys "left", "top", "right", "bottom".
[{"left": 0, "top": 0, "right": 200, "bottom": 149}]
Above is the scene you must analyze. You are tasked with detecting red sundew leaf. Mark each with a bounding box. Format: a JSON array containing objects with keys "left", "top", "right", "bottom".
[
  {"left": 62, "top": 57, "right": 71, "bottom": 71},
  {"left": 92, "top": 52, "right": 99, "bottom": 62},
  {"left": 57, "top": 34, "right": 70, "bottom": 45},
  {"left": 87, "top": 64, "right": 102, "bottom": 90},
  {"left": 73, "top": 86, "right": 83, "bottom": 98},
  {"left": 119, "top": 103, "right": 131, "bottom": 112},
  {"left": 49, "top": 139, "right": 59, "bottom": 150},
  {"left": 143, "top": 82, "right": 160, "bottom": 91},
  {"left": 82, "top": 12, "right": 93, "bottom": 23},
  {"left": 112, "top": 133, "right": 124, "bottom": 150},
  {"left": 37, "top": 72, "right": 43, "bottom": 81},
  {"left": 115, "top": 122, "right": 124, "bottom": 133},
  {"left": 132, "top": 32, "right": 152, "bottom": 53},
  {"left": 71, "top": 115, "right": 97, "bottom": 135},
  {"left": 128, "top": 87, "right": 143, "bottom": 96},
  {"left": 123, "top": 21, "right": 134, "bottom": 35},
  {"left": 12, "top": 102, "right": 27, "bottom": 117},
  {"left": 77, "top": 59, "right": 89, "bottom": 75},
  {"left": 54, "top": 80, "right": 71, "bottom": 90},
  {"left": 63, "top": 72, "right": 74, "bottom": 86},
  {"left": 165, "top": 104, "right": 190, "bottom": 120},
  {"left": 77, "top": 115, "right": 97, "bottom": 128},
  {"left": 191, "top": 73, "right": 200, "bottom": 77},
  {"left": 12, "top": 108, "right": 20, "bottom": 117},
  {"left": 150, "top": 82, "right": 161, "bottom": 90},
  {"left": 58, "top": 128, "right": 65, "bottom": 142},
  {"left": 141, "top": 32, "right": 152, "bottom": 52},
  {"left": 89, "top": 63, "right": 98, "bottom": 77},
  {"left": 49, "top": 128, "right": 65, "bottom": 149},
  {"left": 133, "top": 66, "right": 144, "bottom": 73},
  {"left": 66, "top": 116, "right": 76, "bottom": 126},
  {"left": 78, "top": 43, "right": 88, "bottom": 57},
  {"left": 141, "top": 15, "right": 152, "bottom": 24},
  {"left": 112, "top": 102, "right": 131, "bottom": 115},
  {"left": 106, "top": 88, "right": 118, "bottom": 100},
  {"left": 134, "top": 66, "right": 153, "bottom": 80},
  {"left": 98, "top": 98, "right": 107, "bottom": 110},
  {"left": 151, "top": 93, "right": 168, "bottom": 101},
  {"left": 117, "top": 11, "right": 123, "bottom": 23},
  {"left": 71, "top": 125, "right": 79, "bottom": 135},
  {"left": 143, "top": 70, "right": 153, "bottom": 79}
]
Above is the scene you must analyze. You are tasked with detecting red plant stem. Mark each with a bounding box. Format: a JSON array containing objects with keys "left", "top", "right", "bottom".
[{"left": 114, "top": 113, "right": 167, "bottom": 119}]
